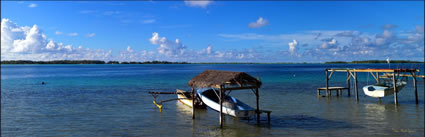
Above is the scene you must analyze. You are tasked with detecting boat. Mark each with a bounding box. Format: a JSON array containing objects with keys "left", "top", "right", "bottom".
[
  {"left": 176, "top": 89, "right": 193, "bottom": 107},
  {"left": 363, "top": 80, "right": 407, "bottom": 98},
  {"left": 197, "top": 88, "right": 256, "bottom": 118}
]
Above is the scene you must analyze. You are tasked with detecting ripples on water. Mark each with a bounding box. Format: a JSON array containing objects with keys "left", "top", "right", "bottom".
[{"left": 1, "top": 64, "right": 424, "bottom": 136}]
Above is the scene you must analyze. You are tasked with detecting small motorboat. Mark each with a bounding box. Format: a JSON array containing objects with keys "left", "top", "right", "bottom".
[
  {"left": 363, "top": 80, "right": 407, "bottom": 98},
  {"left": 197, "top": 88, "right": 256, "bottom": 118}
]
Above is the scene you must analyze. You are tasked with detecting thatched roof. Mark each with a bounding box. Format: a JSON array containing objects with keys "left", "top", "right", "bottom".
[{"left": 188, "top": 70, "right": 262, "bottom": 88}]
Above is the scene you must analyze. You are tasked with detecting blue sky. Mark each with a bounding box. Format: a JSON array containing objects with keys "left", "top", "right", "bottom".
[{"left": 1, "top": 1, "right": 424, "bottom": 62}]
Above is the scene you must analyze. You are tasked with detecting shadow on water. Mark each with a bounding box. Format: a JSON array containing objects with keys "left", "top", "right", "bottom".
[
  {"left": 246, "top": 115, "right": 363, "bottom": 131},
  {"left": 396, "top": 100, "right": 424, "bottom": 105}
]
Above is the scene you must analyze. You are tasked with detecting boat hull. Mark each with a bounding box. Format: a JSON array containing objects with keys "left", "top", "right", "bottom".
[
  {"left": 177, "top": 89, "right": 193, "bottom": 107},
  {"left": 363, "top": 81, "right": 406, "bottom": 98},
  {"left": 197, "top": 88, "right": 255, "bottom": 118}
]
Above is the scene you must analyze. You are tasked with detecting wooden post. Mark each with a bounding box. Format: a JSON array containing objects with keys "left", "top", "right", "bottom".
[
  {"left": 256, "top": 88, "right": 260, "bottom": 124},
  {"left": 392, "top": 72, "right": 398, "bottom": 105},
  {"left": 317, "top": 89, "right": 320, "bottom": 96},
  {"left": 376, "top": 72, "right": 380, "bottom": 84},
  {"left": 347, "top": 71, "right": 351, "bottom": 96},
  {"left": 192, "top": 87, "right": 195, "bottom": 119},
  {"left": 219, "top": 85, "right": 223, "bottom": 128},
  {"left": 413, "top": 72, "right": 418, "bottom": 104},
  {"left": 354, "top": 72, "right": 359, "bottom": 101},
  {"left": 326, "top": 69, "right": 329, "bottom": 97}
]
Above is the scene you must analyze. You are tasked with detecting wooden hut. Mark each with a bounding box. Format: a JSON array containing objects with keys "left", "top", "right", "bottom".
[{"left": 188, "top": 70, "right": 263, "bottom": 128}]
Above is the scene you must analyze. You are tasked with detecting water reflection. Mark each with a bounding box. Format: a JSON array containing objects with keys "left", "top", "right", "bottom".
[
  {"left": 250, "top": 115, "right": 362, "bottom": 131},
  {"left": 176, "top": 101, "right": 192, "bottom": 116},
  {"left": 364, "top": 104, "right": 387, "bottom": 121}
]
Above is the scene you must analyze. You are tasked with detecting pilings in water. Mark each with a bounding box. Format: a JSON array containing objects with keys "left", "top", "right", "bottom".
[
  {"left": 393, "top": 72, "right": 398, "bottom": 105},
  {"left": 354, "top": 72, "right": 358, "bottom": 101},
  {"left": 219, "top": 85, "right": 223, "bottom": 128},
  {"left": 347, "top": 71, "right": 351, "bottom": 96},
  {"left": 256, "top": 88, "right": 260, "bottom": 124},
  {"left": 326, "top": 70, "right": 329, "bottom": 96},
  {"left": 321, "top": 68, "right": 422, "bottom": 105},
  {"left": 192, "top": 87, "right": 195, "bottom": 119},
  {"left": 411, "top": 72, "right": 418, "bottom": 104}
]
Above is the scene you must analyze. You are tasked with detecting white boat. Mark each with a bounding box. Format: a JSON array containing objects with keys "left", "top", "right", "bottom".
[
  {"left": 363, "top": 81, "right": 407, "bottom": 98},
  {"left": 177, "top": 89, "right": 193, "bottom": 107},
  {"left": 197, "top": 88, "right": 256, "bottom": 118}
]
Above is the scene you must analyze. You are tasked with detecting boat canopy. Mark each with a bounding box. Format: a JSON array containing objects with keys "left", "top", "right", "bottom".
[{"left": 188, "top": 70, "right": 261, "bottom": 89}]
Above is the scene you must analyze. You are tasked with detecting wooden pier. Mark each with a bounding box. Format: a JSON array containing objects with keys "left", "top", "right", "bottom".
[
  {"left": 188, "top": 70, "right": 270, "bottom": 128},
  {"left": 320, "top": 68, "right": 423, "bottom": 105},
  {"left": 317, "top": 87, "right": 349, "bottom": 96}
]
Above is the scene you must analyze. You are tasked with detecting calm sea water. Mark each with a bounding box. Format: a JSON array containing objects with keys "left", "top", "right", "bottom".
[{"left": 1, "top": 64, "right": 424, "bottom": 137}]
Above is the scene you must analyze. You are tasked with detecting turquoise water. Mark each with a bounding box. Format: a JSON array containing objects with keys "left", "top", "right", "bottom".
[{"left": 1, "top": 64, "right": 424, "bottom": 136}]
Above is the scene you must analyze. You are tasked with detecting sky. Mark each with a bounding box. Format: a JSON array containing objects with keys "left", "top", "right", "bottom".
[{"left": 1, "top": 1, "right": 424, "bottom": 63}]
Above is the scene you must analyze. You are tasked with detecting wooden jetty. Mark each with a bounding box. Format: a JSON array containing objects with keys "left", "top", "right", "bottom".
[
  {"left": 320, "top": 68, "right": 423, "bottom": 105},
  {"left": 188, "top": 70, "right": 270, "bottom": 128}
]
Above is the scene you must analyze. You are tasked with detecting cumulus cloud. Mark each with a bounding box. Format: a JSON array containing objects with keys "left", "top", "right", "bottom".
[
  {"left": 249, "top": 17, "right": 268, "bottom": 28},
  {"left": 87, "top": 33, "right": 96, "bottom": 37},
  {"left": 288, "top": 40, "right": 298, "bottom": 54},
  {"left": 184, "top": 0, "right": 212, "bottom": 8},
  {"left": 1, "top": 18, "right": 113, "bottom": 61},
  {"left": 28, "top": 3, "right": 37, "bottom": 8},
  {"left": 206, "top": 45, "right": 213, "bottom": 54},
  {"left": 221, "top": 27, "right": 424, "bottom": 61},
  {"left": 1, "top": 19, "right": 46, "bottom": 53},
  {"left": 127, "top": 46, "right": 134, "bottom": 52},
  {"left": 149, "top": 32, "right": 186, "bottom": 56},
  {"left": 320, "top": 38, "right": 338, "bottom": 49}
]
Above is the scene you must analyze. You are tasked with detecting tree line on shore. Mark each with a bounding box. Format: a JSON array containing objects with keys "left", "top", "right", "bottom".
[
  {"left": 324, "top": 60, "right": 424, "bottom": 64},
  {"left": 0, "top": 60, "right": 189, "bottom": 64},
  {"left": 1, "top": 60, "right": 423, "bottom": 64}
]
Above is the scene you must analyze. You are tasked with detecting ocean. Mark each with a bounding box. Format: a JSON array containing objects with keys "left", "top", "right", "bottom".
[{"left": 1, "top": 64, "right": 424, "bottom": 136}]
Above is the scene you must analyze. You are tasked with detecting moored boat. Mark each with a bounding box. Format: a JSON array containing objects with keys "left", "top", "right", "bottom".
[
  {"left": 363, "top": 80, "right": 407, "bottom": 98},
  {"left": 176, "top": 89, "right": 193, "bottom": 107},
  {"left": 197, "top": 88, "right": 256, "bottom": 118}
]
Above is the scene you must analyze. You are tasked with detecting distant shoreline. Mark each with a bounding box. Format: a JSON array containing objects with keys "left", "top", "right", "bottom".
[{"left": 1, "top": 60, "right": 423, "bottom": 64}]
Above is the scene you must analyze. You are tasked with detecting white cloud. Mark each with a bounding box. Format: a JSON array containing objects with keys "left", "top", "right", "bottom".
[
  {"left": 2, "top": 18, "right": 423, "bottom": 62},
  {"left": 127, "top": 46, "right": 134, "bottom": 52},
  {"left": 142, "top": 19, "right": 156, "bottom": 24},
  {"left": 1, "top": 18, "right": 113, "bottom": 61},
  {"left": 206, "top": 45, "right": 213, "bottom": 54},
  {"left": 321, "top": 38, "right": 338, "bottom": 49},
  {"left": 249, "top": 17, "right": 268, "bottom": 28},
  {"left": 288, "top": 40, "right": 298, "bottom": 54},
  {"left": 68, "top": 33, "right": 78, "bottom": 36},
  {"left": 87, "top": 33, "right": 96, "bottom": 37},
  {"left": 184, "top": 0, "right": 212, "bottom": 8},
  {"left": 149, "top": 32, "right": 186, "bottom": 56},
  {"left": 55, "top": 31, "right": 63, "bottom": 35},
  {"left": 28, "top": 3, "right": 37, "bottom": 8}
]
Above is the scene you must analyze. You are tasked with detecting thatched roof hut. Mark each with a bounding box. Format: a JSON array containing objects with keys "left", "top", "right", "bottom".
[
  {"left": 188, "top": 70, "right": 261, "bottom": 89},
  {"left": 187, "top": 70, "right": 266, "bottom": 127}
]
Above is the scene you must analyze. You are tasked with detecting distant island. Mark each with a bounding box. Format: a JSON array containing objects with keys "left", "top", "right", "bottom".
[
  {"left": 0, "top": 60, "right": 189, "bottom": 64},
  {"left": 324, "top": 60, "right": 424, "bottom": 64},
  {"left": 0, "top": 60, "right": 423, "bottom": 64}
]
